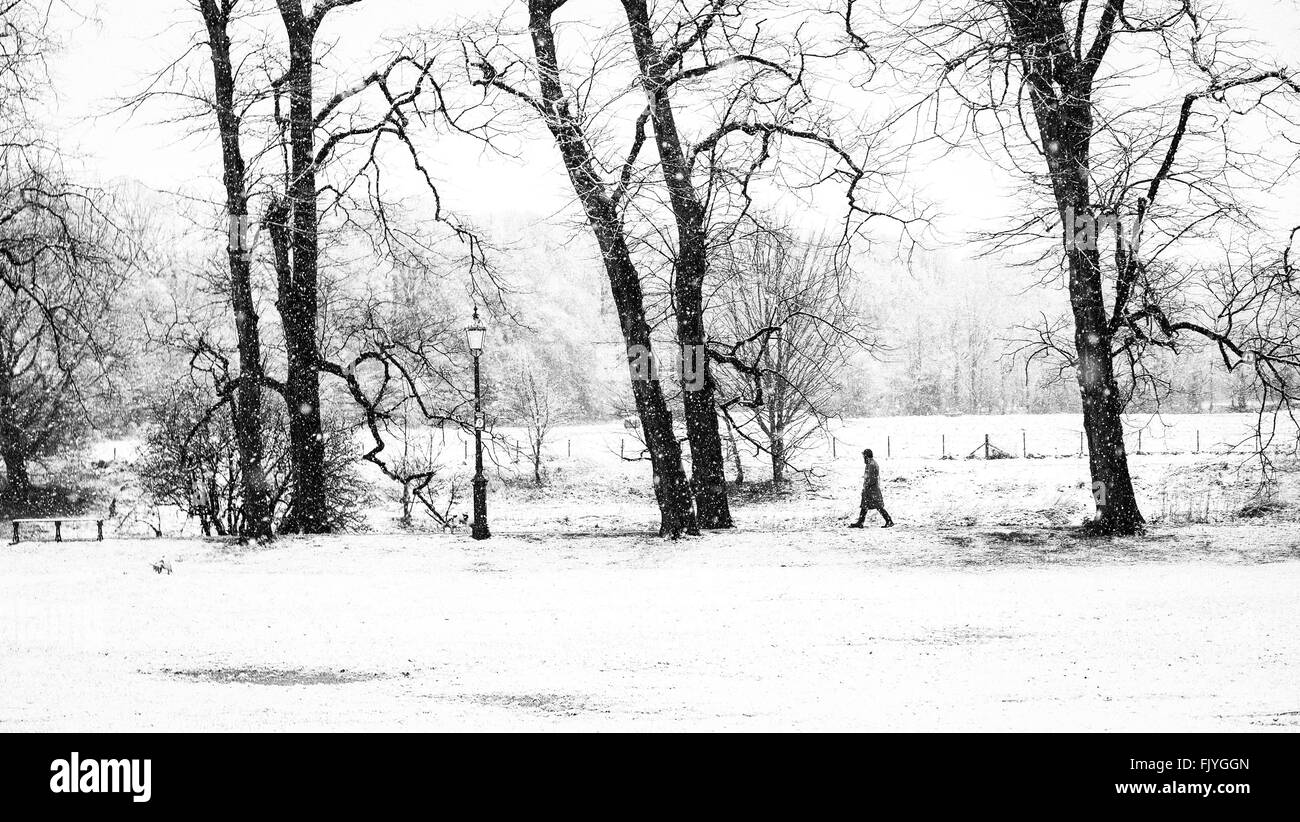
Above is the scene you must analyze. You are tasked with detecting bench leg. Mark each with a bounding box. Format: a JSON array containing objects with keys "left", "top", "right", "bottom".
[
  {"left": 54, "top": 521, "right": 62, "bottom": 542},
  {"left": 97, "top": 521, "right": 104, "bottom": 541},
  {"left": 10, "top": 521, "right": 16, "bottom": 545}
]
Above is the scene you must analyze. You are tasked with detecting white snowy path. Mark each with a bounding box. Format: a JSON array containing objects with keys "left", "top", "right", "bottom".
[{"left": 2, "top": 526, "right": 1298, "bottom": 731}]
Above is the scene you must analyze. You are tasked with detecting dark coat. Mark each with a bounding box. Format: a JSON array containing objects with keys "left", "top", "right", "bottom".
[{"left": 860, "top": 458, "right": 885, "bottom": 507}]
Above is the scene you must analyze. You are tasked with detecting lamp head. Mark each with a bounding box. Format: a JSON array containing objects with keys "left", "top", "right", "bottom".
[{"left": 466, "top": 306, "right": 486, "bottom": 356}]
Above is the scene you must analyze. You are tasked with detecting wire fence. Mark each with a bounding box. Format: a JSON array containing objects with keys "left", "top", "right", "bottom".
[
  {"left": 822, "top": 429, "right": 1292, "bottom": 461},
  {"left": 408, "top": 414, "right": 1300, "bottom": 470},
  {"left": 818, "top": 414, "right": 1300, "bottom": 462}
]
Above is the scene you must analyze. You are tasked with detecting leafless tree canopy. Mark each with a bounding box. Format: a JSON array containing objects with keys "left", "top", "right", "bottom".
[
  {"left": 841, "top": 0, "right": 1300, "bottom": 531},
  {"left": 1, "top": 0, "right": 1296, "bottom": 540}
]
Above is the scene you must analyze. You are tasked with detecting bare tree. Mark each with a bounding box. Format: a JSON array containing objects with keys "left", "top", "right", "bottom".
[
  {"left": 466, "top": 0, "right": 895, "bottom": 534},
  {"left": 618, "top": 0, "right": 739, "bottom": 527},
  {"left": 467, "top": 0, "right": 699, "bottom": 536},
  {"left": 617, "top": 0, "right": 904, "bottom": 523},
  {"left": 269, "top": 0, "right": 498, "bottom": 532},
  {"left": 0, "top": 158, "right": 133, "bottom": 502},
  {"left": 853, "top": 0, "right": 1300, "bottom": 533},
  {"left": 194, "top": 0, "right": 274, "bottom": 539},
  {"left": 0, "top": 247, "right": 124, "bottom": 498},
  {"left": 503, "top": 355, "right": 567, "bottom": 485},
  {"left": 713, "top": 226, "right": 869, "bottom": 484},
  {"left": 267, "top": 0, "right": 353, "bottom": 532},
  {"left": 129, "top": 1, "right": 491, "bottom": 535}
]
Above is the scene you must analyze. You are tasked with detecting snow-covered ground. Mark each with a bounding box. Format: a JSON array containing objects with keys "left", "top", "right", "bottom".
[
  {"left": 3, "top": 412, "right": 1297, "bottom": 731},
  {"left": 2, "top": 524, "right": 1298, "bottom": 731}
]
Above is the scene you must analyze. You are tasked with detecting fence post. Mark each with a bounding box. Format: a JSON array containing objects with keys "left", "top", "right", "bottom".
[
  {"left": 1079, "top": 431, "right": 1084, "bottom": 456},
  {"left": 1022, "top": 431, "right": 1026, "bottom": 457},
  {"left": 620, "top": 439, "right": 624, "bottom": 459},
  {"left": 463, "top": 440, "right": 468, "bottom": 459},
  {"left": 568, "top": 439, "right": 571, "bottom": 457},
  {"left": 1195, "top": 430, "right": 1200, "bottom": 453},
  {"left": 1137, "top": 430, "right": 1142, "bottom": 454},
  {"left": 832, "top": 437, "right": 836, "bottom": 458},
  {"left": 942, "top": 434, "right": 945, "bottom": 458},
  {"left": 887, "top": 436, "right": 891, "bottom": 458},
  {"left": 984, "top": 433, "right": 990, "bottom": 460}
]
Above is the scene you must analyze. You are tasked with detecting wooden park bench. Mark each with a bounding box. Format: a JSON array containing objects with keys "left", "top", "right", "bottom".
[{"left": 10, "top": 517, "right": 105, "bottom": 545}]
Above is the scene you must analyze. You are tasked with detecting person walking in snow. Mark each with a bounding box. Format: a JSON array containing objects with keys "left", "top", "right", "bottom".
[{"left": 849, "top": 448, "right": 894, "bottom": 528}]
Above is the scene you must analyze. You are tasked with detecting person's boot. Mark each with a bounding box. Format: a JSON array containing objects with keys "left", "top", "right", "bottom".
[
  {"left": 848, "top": 519, "right": 864, "bottom": 529},
  {"left": 882, "top": 518, "right": 895, "bottom": 528}
]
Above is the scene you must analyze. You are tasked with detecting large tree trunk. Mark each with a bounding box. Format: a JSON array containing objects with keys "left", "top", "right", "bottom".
[
  {"left": 1070, "top": 251, "right": 1145, "bottom": 533},
  {"left": 1056, "top": 156, "right": 1144, "bottom": 534},
  {"left": 677, "top": 277, "right": 733, "bottom": 526},
  {"left": 0, "top": 361, "right": 29, "bottom": 498},
  {"left": 1, "top": 441, "right": 30, "bottom": 499},
  {"left": 601, "top": 234, "right": 697, "bottom": 537},
  {"left": 526, "top": 3, "right": 697, "bottom": 537},
  {"left": 199, "top": 0, "right": 273, "bottom": 540},
  {"left": 275, "top": 3, "right": 329, "bottom": 533},
  {"left": 621, "top": 0, "right": 733, "bottom": 529},
  {"left": 1004, "top": 0, "right": 1145, "bottom": 534},
  {"left": 628, "top": 363, "right": 697, "bottom": 538},
  {"left": 0, "top": 362, "right": 26, "bottom": 498}
]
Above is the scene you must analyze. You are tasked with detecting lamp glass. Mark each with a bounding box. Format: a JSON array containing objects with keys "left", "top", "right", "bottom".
[{"left": 466, "top": 324, "right": 485, "bottom": 355}]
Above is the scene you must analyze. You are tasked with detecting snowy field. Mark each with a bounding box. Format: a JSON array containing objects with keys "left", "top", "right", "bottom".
[
  {"left": 1, "top": 527, "right": 1298, "bottom": 732},
  {"left": 4, "top": 412, "right": 1299, "bottom": 731}
]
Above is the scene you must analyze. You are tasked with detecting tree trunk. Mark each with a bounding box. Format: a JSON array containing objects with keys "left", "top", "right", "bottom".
[
  {"left": 1056, "top": 171, "right": 1144, "bottom": 533},
  {"left": 951, "top": 344, "right": 961, "bottom": 411},
  {"left": 628, "top": 375, "right": 698, "bottom": 537},
  {"left": 770, "top": 431, "right": 785, "bottom": 485},
  {"left": 1004, "top": 0, "right": 1146, "bottom": 534},
  {"left": 622, "top": 0, "right": 733, "bottom": 529},
  {"left": 769, "top": 341, "right": 788, "bottom": 485},
  {"left": 401, "top": 480, "right": 414, "bottom": 526},
  {"left": 607, "top": 247, "right": 697, "bottom": 537},
  {"left": 679, "top": 300, "right": 732, "bottom": 526},
  {"left": 724, "top": 421, "right": 744, "bottom": 485},
  {"left": 274, "top": 4, "right": 329, "bottom": 533},
  {"left": 1, "top": 442, "right": 30, "bottom": 499},
  {"left": 526, "top": 3, "right": 696, "bottom": 537},
  {"left": 199, "top": 0, "right": 273, "bottom": 540},
  {"left": 0, "top": 361, "right": 28, "bottom": 498},
  {"left": 1070, "top": 251, "right": 1144, "bottom": 533}
]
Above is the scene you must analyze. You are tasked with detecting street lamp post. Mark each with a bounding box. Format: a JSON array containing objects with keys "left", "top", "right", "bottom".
[{"left": 466, "top": 308, "right": 490, "bottom": 540}]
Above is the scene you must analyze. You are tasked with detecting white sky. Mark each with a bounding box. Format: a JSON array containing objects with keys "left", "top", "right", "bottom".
[{"left": 41, "top": 0, "right": 1300, "bottom": 254}]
